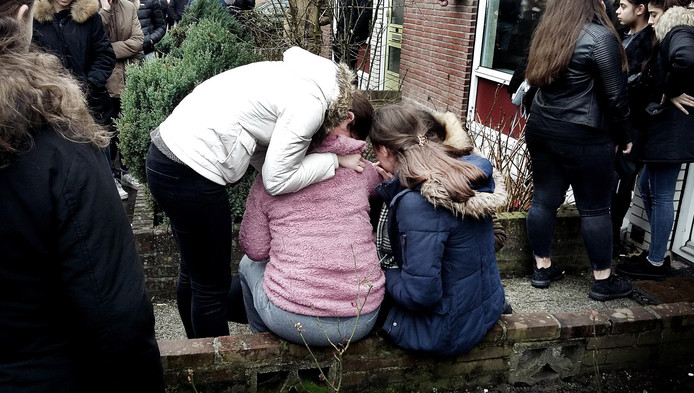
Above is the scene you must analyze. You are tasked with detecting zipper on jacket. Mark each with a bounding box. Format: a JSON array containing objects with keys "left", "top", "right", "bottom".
[{"left": 400, "top": 233, "right": 407, "bottom": 264}]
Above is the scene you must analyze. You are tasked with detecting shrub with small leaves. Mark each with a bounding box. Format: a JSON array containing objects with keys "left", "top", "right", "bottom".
[{"left": 117, "top": 0, "right": 259, "bottom": 183}]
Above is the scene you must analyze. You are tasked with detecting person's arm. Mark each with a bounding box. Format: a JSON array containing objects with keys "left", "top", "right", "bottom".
[
  {"left": 593, "top": 30, "right": 633, "bottom": 148},
  {"left": 384, "top": 195, "right": 448, "bottom": 312},
  {"left": 111, "top": 4, "right": 144, "bottom": 59},
  {"left": 239, "top": 176, "right": 272, "bottom": 261},
  {"left": 363, "top": 160, "right": 383, "bottom": 197},
  {"left": 56, "top": 144, "right": 164, "bottom": 391},
  {"left": 664, "top": 28, "right": 694, "bottom": 113},
  {"left": 261, "top": 99, "right": 338, "bottom": 196},
  {"left": 146, "top": 0, "right": 167, "bottom": 52},
  {"left": 87, "top": 14, "right": 116, "bottom": 89}
]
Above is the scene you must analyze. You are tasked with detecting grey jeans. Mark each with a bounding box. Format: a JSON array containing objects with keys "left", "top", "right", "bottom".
[{"left": 238, "top": 255, "right": 379, "bottom": 346}]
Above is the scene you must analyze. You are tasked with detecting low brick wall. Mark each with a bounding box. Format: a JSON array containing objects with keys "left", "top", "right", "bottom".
[
  {"left": 158, "top": 302, "right": 694, "bottom": 392},
  {"left": 132, "top": 195, "right": 694, "bottom": 391}
]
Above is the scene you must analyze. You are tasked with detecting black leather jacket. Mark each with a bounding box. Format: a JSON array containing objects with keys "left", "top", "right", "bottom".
[{"left": 531, "top": 22, "right": 632, "bottom": 146}]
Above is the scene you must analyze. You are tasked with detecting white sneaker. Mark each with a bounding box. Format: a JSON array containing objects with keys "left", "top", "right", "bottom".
[
  {"left": 115, "top": 179, "right": 128, "bottom": 200},
  {"left": 120, "top": 173, "right": 140, "bottom": 189}
]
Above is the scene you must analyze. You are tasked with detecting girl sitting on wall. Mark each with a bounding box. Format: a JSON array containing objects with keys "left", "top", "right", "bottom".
[
  {"left": 370, "top": 104, "right": 507, "bottom": 357},
  {"left": 238, "top": 92, "right": 385, "bottom": 346}
]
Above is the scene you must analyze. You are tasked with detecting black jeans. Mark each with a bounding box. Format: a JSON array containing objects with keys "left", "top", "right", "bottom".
[
  {"left": 146, "top": 144, "right": 231, "bottom": 338},
  {"left": 526, "top": 134, "right": 615, "bottom": 271}
]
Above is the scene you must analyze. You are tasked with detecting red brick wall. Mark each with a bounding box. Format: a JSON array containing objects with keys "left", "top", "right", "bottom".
[{"left": 400, "top": 0, "right": 478, "bottom": 119}]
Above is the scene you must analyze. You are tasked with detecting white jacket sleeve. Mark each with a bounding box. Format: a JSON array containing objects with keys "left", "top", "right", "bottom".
[{"left": 261, "top": 99, "right": 338, "bottom": 195}]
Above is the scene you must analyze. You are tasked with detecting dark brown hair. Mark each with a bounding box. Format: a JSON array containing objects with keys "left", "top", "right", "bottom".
[
  {"left": 370, "top": 104, "right": 486, "bottom": 204},
  {"left": 312, "top": 89, "right": 373, "bottom": 148},
  {"left": 618, "top": 0, "right": 651, "bottom": 21},
  {"left": 0, "top": 0, "right": 109, "bottom": 168},
  {"left": 348, "top": 89, "right": 374, "bottom": 141},
  {"left": 664, "top": 0, "right": 691, "bottom": 7},
  {"left": 526, "top": 0, "right": 628, "bottom": 87}
]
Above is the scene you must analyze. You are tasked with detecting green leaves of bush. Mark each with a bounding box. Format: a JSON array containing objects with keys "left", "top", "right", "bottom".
[{"left": 117, "top": 0, "right": 259, "bottom": 184}]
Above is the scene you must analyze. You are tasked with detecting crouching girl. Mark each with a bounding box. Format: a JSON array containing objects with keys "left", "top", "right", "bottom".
[{"left": 370, "top": 104, "right": 507, "bottom": 357}]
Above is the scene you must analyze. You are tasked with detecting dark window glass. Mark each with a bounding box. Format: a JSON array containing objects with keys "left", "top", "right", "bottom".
[
  {"left": 387, "top": 46, "right": 401, "bottom": 73},
  {"left": 391, "top": 0, "right": 404, "bottom": 25},
  {"left": 480, "top": 0, "right": 546, "bottom": 73}
]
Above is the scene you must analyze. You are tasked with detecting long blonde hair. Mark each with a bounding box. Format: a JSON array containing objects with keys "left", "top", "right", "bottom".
[
  {"left": 0, "top": 0, "right": 109, "bottom": 168},
  {"left": 370, "top": 104, "right": 486, "bottom": 204},
  {"left": 526, "top": 0, "right": 628, "bottom": 87}
]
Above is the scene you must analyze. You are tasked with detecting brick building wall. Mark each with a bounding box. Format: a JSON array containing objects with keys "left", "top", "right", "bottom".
[{"left": 399, "top": 0, "right": 478, "bottom": 118}]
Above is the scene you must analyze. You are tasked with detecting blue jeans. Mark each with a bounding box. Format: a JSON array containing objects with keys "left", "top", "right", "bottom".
[
  {"left": 146, "top": 144, "right": 231, "bottom": 338},
  {"left": 638, "top": 163, "right": 682, "bottom": 263},
  {"left": 526, "top": 134, "right": 615, "bottom": 271},
  {"left": 239, "top": 256, "right": 379, "bottom": 346}
]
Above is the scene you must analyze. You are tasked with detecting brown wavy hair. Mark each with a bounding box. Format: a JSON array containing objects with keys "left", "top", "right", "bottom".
[
  {"left": 369, "top": 104, "right": 486, "bottom": 204},
  {"left": 0, "top": 0, "right": 109, "bottom": 168},
  {"left": 526, "top": 0, "right": 628, "bottom": 87}
]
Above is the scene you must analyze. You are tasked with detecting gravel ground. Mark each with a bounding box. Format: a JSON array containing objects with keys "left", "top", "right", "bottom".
[{"left": 152, "top": 301, "right": 251, "bottom": 341}]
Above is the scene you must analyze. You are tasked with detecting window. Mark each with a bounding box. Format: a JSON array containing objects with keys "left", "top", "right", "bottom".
[{"left": 480, "top": 0, "right": 546, "bottom": 74}]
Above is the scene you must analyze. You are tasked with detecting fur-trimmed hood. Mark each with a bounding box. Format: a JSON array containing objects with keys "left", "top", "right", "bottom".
[
  {"left": 377, "top": 111, "right": 508, "bottom": 219},
  {"left": 431, "top": 111, "right": 479, "bottom": 153},
  {"left": 419, "top": 155, "right": 507, "bottom": 219},
  {"left": 34, "top": 0, "right": 100, "bottom": 24},
  {"left": 655, "top": 2, "right": 694, "bottom": 42},
  {"left": 422, "top": 111, "right": 507, "bottom": 218},
  {"left": 283, "top": 47, "right": 356, "bottom": 133}
]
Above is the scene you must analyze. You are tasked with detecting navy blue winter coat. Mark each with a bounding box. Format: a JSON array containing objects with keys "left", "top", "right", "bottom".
[{"left": 375, "top": 154, "right": 507, "bottom": 357}]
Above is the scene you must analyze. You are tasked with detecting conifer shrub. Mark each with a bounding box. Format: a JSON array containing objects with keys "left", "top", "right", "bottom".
[{"left": 117, "top": 0, "right": 258, "bottom": 184}]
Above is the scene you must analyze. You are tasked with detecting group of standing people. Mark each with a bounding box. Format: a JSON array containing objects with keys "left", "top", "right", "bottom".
[
  {"left": 31, "top": 0, "right": 172, "bottom": 200},
  {"left": 522, "top": 0, "right": 693, "bottom": 300}
]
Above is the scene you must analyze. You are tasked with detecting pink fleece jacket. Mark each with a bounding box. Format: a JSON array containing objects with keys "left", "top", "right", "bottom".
[{"left": 239, "top": 134, "right": 385, "bottom": 317}]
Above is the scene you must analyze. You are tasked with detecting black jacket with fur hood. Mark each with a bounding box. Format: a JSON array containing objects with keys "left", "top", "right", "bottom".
[
  {"left": 641, "top": 3, "right": 694, "bottom": 163},
  {"left": 33, "top": 0, "right": 116, "bottom": 91}
]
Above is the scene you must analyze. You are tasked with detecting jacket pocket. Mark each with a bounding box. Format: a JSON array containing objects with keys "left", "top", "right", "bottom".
[{"left": 214, "top": 124, "right": 257, "bottom": 183}]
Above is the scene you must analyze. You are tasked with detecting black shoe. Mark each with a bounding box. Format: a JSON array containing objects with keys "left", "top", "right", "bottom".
[
  {"left": 502, "top": 300, "right": 513, "bottom": 314},
  {"left": 531, "top": 263, "right": 565, "bottom": 288},
  {"left": 612, "top": 242, "right": 634, "bottom": 259},
  {"left": 589, "top": 274, "right": 633, "bottom": 301},
  {"left": 616, "top": 252, "right": 667, "bottom": 281}
]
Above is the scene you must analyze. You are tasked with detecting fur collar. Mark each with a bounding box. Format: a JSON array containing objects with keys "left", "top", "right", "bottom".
[
  {"left": 421, "top": 111, "right": 507, "bottom": 218},
  {"left": 432, "top": 111, "right": 475, "bottom": 151},
  {"left": 34, "top": 0, "right": 100, "bottom": 24},
  {"left": 419, "top": 165, "right": 507, "bottom": 219},
  {"left": 655, "top": 3, "right": 694, "bottom": 42},
  {"left": 323, "top": 62, "right": 356, "bottom": 132}
]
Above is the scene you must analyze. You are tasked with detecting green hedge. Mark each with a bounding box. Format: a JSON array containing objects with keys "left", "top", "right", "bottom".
[{"left": 116, "top": 0, "right": 260, "bottom": 220}]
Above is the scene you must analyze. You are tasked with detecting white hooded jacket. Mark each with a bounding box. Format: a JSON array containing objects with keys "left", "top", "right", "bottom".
[{"left": 158, "top": 47, "right": 355, "bottom": 195}]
